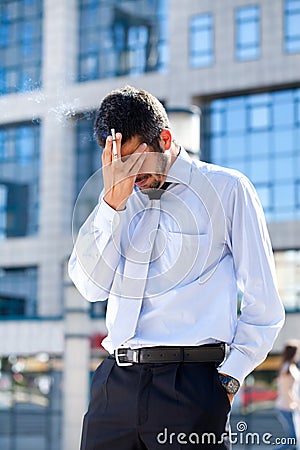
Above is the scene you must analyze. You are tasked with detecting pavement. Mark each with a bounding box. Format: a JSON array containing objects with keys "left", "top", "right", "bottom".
[{"left": 230, "top": 409, "right": 299, "bottom": 449}]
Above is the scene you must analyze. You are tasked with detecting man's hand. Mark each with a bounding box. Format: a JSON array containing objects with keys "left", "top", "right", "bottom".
[
  {"left": 102, "top": 133, "right": 147, "bottom": 210},
  {"left": 227, "top": 393, "right": 234, "bottom": 405}
]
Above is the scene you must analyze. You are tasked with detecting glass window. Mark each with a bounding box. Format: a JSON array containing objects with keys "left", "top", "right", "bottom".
[
  {"left": 249, "top": 131, "right": 271, "bottom": 157},
  {"left": 210, "top": 136, "right": 224, "bottom": 162},
  {"left": 295, "top": 128, "right": 300, "bottom": 154},
  {"left": 235, "top": 5, "right": 260, "bottom": 61},
  {"left": 0, "top": 355, "right": 62, "bottom": 449},
  {"left": 226, "top": 135, "right": 247, "bottom": 160},
  {"left": 189, "top": 14, "right": 213, "bottom": 68},
  {"left": 74, "top": 112, "right": 103, "bottom": 232},
  {"left": 284, "top": 0, "right": 300, "bottom": 53},
  {"left": 249, "top": 157, "right": 270, "bottom": 184},
  {"left": 275, "top": 250, "right": 300, "bottom": 311},
  {"left": 90, "top": 301, "right": 107, "bottom": 318},
  {"left": 256, "top": 184, "right": 271, "bottom": 212},
  {"left": 273, "top": 182, "right": 295, "bottom": 209},
  {"left": 273, "top": 155, "right": 295, "bottom": 181},
  {"left": 273, "top": 128, "right": 294, "bottom": 154},
  {"left": 0, "top": 0, "right": 43, "bottom": 94},
  {"left": 226, "top": 159, "right": 247, "bottom": 175},
  {"left": 0, "top": 267, "right": 37, "bottom": 317},
  {"left": 211, "top": 109, "right": 225, "bottom": 135},
  {"left": 227, "top": 107, "right": 247, "bottom": 133},
  {"left": 296, "top": 99, "right": 300, "bottom": 125},
  {"left": 75, "top": 112, "right": 100, "bottom": 197},
  {"left": 0, "top": 184, "right": 8, "bottom": 239},
  {"left": 249, "top": 105, "right": 270, "bottom": 130},
  {"left": 0, "top": 122, "right": 40, "bottom": 238},
  {"left": 273, "top": 103, "right": 294, "bottom": 127},
  {"left": 297, "top": 180, "right": 300, "bottom": 207},
  {"left": 78, "top": 0, "right": 168, "bottom": 81},
  {"left": 273, "top": 92, "right": 295, "bottom": 127},
  {"left": 127, "top": 26, "right": 148, "bottom": 75},
  {"left": 204, "top": 88, "right": 300, "bottom": 221}
]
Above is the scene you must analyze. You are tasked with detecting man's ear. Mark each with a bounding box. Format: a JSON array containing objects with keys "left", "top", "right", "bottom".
[{"left": 159, "top": 129, "right": 172, "bottom": 151}]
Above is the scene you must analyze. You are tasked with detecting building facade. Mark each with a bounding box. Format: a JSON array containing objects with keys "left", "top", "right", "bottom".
[{"left": 0, "top": 0, "right": 300, "bottom": 448}]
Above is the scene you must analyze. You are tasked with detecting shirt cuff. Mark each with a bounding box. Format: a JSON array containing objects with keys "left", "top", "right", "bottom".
[
  {"left": 217, "top": 347, "right": 256, "bottom": 385},
  {"left": 93, "top": 199, "right": 126, "bottom": 234}
]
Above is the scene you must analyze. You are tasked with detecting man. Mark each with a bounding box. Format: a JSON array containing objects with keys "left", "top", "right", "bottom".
[{"left": 69, "top": 86, "right": 285, "bottom": 449}]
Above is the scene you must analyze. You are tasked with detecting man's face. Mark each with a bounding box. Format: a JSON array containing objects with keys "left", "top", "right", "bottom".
[{"left": 121, "top": 135, "right": 169, "bottom": 191}]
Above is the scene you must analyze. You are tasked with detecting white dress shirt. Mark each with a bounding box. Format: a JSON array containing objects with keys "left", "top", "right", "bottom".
[{"left": 68, "top": 148, "right": 285, "bottom": 383}]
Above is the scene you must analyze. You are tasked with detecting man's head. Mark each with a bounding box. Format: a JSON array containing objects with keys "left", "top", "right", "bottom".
[
  {"left": 94, "top": 85, "right": 170, "bottom": 152},
  {"left": 95, "top": 86, "right": 177, "bottom": 191}
]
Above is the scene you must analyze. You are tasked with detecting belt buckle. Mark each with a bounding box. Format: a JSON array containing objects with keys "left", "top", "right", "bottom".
[{"left": 115, "top": 348, "right": 134, "bottom": 367}]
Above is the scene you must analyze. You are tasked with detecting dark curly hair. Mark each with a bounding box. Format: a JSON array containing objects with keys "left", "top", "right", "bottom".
[
  {"left": 280, "top": 340, "right": 299, "bottom": 374},
  {"left": 94, "top": 85, "right": 170, "bottom": 151}
]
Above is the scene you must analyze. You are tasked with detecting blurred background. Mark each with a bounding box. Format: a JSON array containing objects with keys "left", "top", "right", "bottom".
[{"left": 0, "top": 0, "right": 300, "bottom": 449}]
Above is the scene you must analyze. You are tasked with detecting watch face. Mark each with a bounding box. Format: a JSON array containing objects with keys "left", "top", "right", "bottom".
[
  {"left": 227, "top": 379, "right": 240, "bottom": 394},
  {"left": 219, "top": 374, "right": 240, "bottom": 394}
]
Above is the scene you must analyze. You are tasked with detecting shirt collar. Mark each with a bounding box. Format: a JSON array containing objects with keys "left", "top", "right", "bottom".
[{"left": 166, "top": 147, "right": 192, "bottom": 185}]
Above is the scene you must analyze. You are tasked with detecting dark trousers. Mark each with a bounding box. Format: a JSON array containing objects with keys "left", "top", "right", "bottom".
[{"left": 80, "top": 356, "right": 232, "bottom": 449}]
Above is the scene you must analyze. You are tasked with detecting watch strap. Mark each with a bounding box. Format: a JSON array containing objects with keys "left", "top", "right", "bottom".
[{"left": 218, "top": 373, "right": 240, "bottom": 394}]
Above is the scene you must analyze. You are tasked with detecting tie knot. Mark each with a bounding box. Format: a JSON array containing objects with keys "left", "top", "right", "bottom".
[
  {"left": 146, "top": 189, "right": 164, "bottom": 200},
  {"left": 146, "top": 182, "right": 172, "bottom": 200}
]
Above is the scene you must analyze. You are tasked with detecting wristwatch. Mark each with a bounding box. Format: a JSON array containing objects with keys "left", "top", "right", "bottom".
[{"left": 218, "top": 374, "right": 240, "bottom": 395}]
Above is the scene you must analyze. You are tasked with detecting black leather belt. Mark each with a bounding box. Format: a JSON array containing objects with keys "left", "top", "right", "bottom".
[{"left": 113, "top": 343, "right": 225, "bottom": 367}]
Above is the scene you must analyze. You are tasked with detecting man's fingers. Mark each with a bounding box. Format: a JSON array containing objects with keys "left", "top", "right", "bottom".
[
  {"left": 133, "top": 142, "right": 148, "bottom": 155},
  {"left": 113, "top": 132, "right": 122, "bottom": 160},
  {"left": 102, "top": 135, "right": 113, "bottom": 165},
  {"left": 125, "top": 143, "right": 147, "bottom": 173},
  {"left": 102, "top": 132, "right": 122, "bottom": 164}
]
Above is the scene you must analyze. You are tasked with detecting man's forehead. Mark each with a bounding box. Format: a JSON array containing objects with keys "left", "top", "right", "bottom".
[{"left": 121, "top": 135, "right": 143, "bottom": 156}]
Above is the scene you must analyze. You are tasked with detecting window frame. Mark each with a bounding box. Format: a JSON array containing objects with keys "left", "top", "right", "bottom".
[
  {"left": 203, "top": 88, "right": 300, "bottom": 222},
  {"left": 77, "top": 0, "right": 168, "bottom": 82},
  {"left": 284, "top": 0, "right": 300, "bottom": 53},
  {"left": 235, "top": 4, "right": 261, "bottom": 61},
  {"left": 0, "top": 121, "right": 40, "bottom": 238},
  {"left": 0, "top": 0, "right": 43, "bottom": 95},
  {"left": 0, "top": 266, "right": 38, "bottom": 319},
  {"left": 189, "top": 13, "right": 214, "bottom": 68}
]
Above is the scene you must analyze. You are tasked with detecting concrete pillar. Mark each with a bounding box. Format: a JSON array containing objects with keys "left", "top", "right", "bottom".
[
  {"left": 38, "top": 0, "right": 78, "bottom": 317},
  {"left": 62, "top": 274, "right": 90, "bottom": 450}
]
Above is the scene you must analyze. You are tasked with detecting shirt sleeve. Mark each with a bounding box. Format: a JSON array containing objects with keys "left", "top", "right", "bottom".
[
  {"left": 218, "top": 176, "right": 285, "bottom": 383},
  {"left": 68, "top": 198, "right": 126, "bottom": 302}
]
